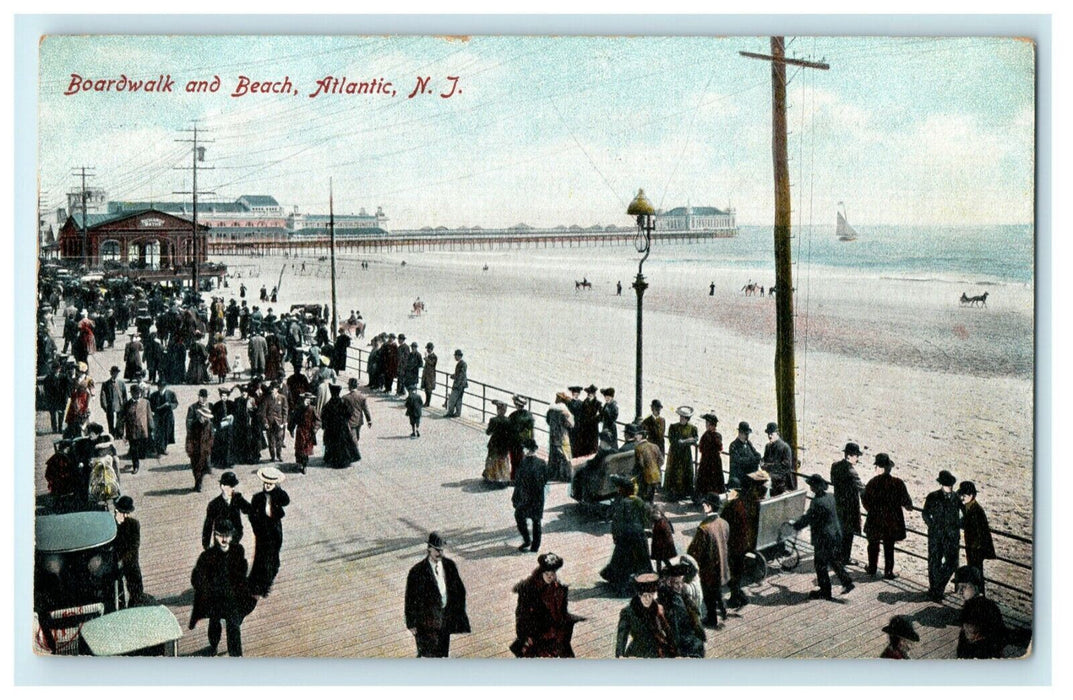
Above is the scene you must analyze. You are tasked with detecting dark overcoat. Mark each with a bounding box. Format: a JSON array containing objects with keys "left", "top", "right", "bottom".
[
  {"left": 922, "top": 489, "right": 961, "bottom": 545},
  {"left": 202, "top": 492, "right": 251, "bottom": 549},
  {"left": 962, "top": 500, "right": 997, "bottom": 560},
  {"left": 511, "top": 574, "right": 576, "bottom": 658},
  {"left": 792, "top": 491, "right": 842, "bottom": 558},
  {"left": 404, "top": 556, "right": 471, "bottom": 635},
  {"left": 615, "top": 598, "right": 677, "bottom": 658},
  {"left": 189, "top": 543, "right": 256, "bottom": 628},
  {"left": 830, "top": 458, "right": 864, "bottom": 535},
  {"left": 512, "top": 455, "right": 550, "bottom": 519},
  {"left": 862, "top": 473, "right": 913, "bottom": 541}
]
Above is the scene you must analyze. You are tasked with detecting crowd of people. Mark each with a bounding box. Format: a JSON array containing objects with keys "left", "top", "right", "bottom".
[{"left": 35, "top": 269, "right": 1014, "bottom": 660}]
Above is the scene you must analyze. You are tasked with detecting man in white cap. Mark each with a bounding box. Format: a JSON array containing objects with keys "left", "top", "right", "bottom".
[{"left": 248, "top": 466, "right": 290, "bottom": 597}]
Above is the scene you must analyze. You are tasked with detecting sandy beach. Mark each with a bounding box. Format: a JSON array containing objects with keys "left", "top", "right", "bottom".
[{"left": 223, "top": 244, "right": 1035, "bottom": 557}]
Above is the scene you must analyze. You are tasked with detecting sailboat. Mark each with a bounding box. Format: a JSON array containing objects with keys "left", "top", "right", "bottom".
[{"left": 836, "top": 202, "right": 858, "bottom": 242}]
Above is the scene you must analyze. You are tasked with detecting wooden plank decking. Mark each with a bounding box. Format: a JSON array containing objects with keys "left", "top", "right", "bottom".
[{"left": 33, "top": 334, "right": 1032, "bottom": 660}]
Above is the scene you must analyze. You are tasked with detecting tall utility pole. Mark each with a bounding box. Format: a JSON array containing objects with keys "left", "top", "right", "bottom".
[
  {"left": 741, "top": 38, "right": 829, "bottom": 471},
  {"left": 329, "top": 178, "right": 338, "bottom": 336},
  {"left": 175, "top": 122, "right": 214, "bottom": 298},
  {"left": 71, "top": 167, "right": 95, "bottom": 269}
]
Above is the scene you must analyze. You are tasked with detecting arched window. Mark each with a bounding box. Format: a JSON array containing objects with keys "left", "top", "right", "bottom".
[
  {"left": 144, "top": 240, "right": 161, "bottom": 270},
  {"left": 127, "top": 242, "right": 141, "bottom": 267},
  {"left": 100, "top": 239, "right": 120, "bottom": 263}
]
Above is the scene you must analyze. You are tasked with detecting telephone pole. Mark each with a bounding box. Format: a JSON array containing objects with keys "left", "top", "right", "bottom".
[
  {"left": 329, "top": 178, "right": 338, "bottom": 336},
  {"left": 741, "top": 38, "right": 829, "bottom": 473},
  {"left": 71, "top": 167, "right": 95, "bottom": 269},
  {"left": 175, "top": 121, "right": 214, "bottom": 299}
]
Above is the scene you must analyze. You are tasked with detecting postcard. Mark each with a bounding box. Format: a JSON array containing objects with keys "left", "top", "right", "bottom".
[{"left": 30, "top": 33, "right": 1036, "bottom": 665}]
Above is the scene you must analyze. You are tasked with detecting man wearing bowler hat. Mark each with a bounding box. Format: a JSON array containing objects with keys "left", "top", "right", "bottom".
[
  {"left": 761, "top": 422, "right": 795, "bottom": 496},
  {"left": 862, "top": 453, "right": 913, "bottom": 579},
  {"left": 247, "top": 466, "right": 290, "bottom": 597},
  {"left": 954, "top": 565, "right": 1007, "bottom": 658},
  {"left": 113, "top": 496, "right": 145, "bottom": 605},
  {"left": 958, "top": 481, "right": 997, "bottom": 592},
  {"left": 640, "top": 399, "right": 667, "bottom": 459},
  {"left": 922, "top": 469, "right": 961, "bottom": 601},
  {"left": 189, "top": 519, "right": 257, "bottom": 657},
  {"left": 202, "top": 470, "right": 251, "bottom": 550},
  {"left": 99, "top": 365, "right": 128, "bottom": 438},
  {"left": 405, "top": 532, "right": 471, "bottom": 657},
  {"left": 686, "top": 492, "right": 730, "bottom": 625},
  {"left": 728, "top": 421, "right": 761, "bottom": 490},
  {"left": 792, "top": 473, "right": 855, "bottom": 600},
  {"left": 830, "top": 442, "right": 866, "bottom": 565}
]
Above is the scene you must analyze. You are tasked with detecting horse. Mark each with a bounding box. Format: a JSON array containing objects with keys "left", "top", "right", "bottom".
[
  {"left": 741, "top": 283, "right": 760, "bottom": 296},
  {"left": 967, "top": 291, "right": 989, "bottom": 307},
  {"left": 575, "top": 280, "right": 592, "bottom": 291}
]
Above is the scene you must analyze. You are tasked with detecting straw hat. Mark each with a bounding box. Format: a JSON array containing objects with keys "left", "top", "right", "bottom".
[{"left": 257, "top": 466, "right": 286, "bottom": 484}]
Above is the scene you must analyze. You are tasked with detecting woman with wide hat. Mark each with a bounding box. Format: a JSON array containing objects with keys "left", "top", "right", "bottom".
[
  {"left": 483, "top": 400, "right": 513, "bottom": 485},
  {"left": 510, "top": 553, "right": 580, "bottom": 658},
  {"left": 664, "top": 406, "right": 699, "bottom": 502}
]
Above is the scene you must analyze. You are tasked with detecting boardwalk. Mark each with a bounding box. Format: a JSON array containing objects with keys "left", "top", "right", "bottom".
[{"left": 33, "top": 333, "right": 1031, "bottom": 660}]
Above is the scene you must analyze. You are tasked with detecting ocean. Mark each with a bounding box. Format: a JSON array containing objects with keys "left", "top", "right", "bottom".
[{"left": 672, "top": 224, "right": 1035, "bottom": 285}]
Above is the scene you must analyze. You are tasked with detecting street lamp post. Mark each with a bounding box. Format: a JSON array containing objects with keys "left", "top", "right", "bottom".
[{"left": 627, "top": 188, "right": 655, "bottom": 423}]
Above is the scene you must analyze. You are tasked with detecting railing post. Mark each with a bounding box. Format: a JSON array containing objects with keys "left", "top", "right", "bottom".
[{"left": 482, "top": 384, "right": 487, "bottom": 424}]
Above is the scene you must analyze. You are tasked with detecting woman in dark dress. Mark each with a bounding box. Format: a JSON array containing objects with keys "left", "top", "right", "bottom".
[
  {"left": 186, "top": 333, "right": 211, "bottom": 385},
  {"left": 614, "top": 573, "right": 677, "bottom": 658},
  {"left": 600, "top": 476, "right": 653, "bottom": 595},
  {"left": 510, "top": 553, "right": 578, "bottom": 658},
  {"left": 695, "top": 412, "right": 725, "bottom": 498},
  {"left": 321, "top": 384, "right": 360, "bottom": 468},
  {"left": 482, "top": 401, "right": 513, "bottom": 485}
]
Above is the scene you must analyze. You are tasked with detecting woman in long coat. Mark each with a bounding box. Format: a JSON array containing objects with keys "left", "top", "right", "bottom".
[
  {"left": 77, "top": 313, "right": 96, "bottom": 356},
  {"left": 545, "top": 393, "right": 574, "bottom": 482},
  {"left": 664, "top": 407, "right": 699, "bottom": 501},
  {"left": 166, "top": 337, "right": 187, "bottom": 385},
  {"left": 332, "top": 331, "right": 351, "bottom": 373},
  {"left": 483, "top": 401, "right": 513, "bottom": 484},
  {"left": 231, "top": 389, "right": 262, "bottom": 465},
  {"left": 615, "top": 573, "right": 677, "bottom": 658},
  {"left": 209, "top": 335, "right": 230, "bottom": 382},
  {"left": 123, "top": 336, "right": 144, "bottom": 381},
  {"left": 510, "top": 553, "right": 577, "bottom": 658},
  {"left": 289, "top": 393, "right": 320, "bottom": 474},
  {"left": 600, "top": 477, "right": 653, "bottom": 595},
  {"left": 265, "top": 335, "right": 284, "bottom": 381},
  {"left": 321, "top": 384, "right": 360, "bottom": 468},
  {"left": 149, "top": 380, "right": 178, "bottom": 455},
  {"left": 186, "top": 334, "right": 211, "bottom": 385},
  {"left": 695, "top": 413, "right": 725, "bottom": 497}
]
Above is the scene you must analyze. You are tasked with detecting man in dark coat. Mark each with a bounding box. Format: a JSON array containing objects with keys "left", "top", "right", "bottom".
[
  {"left": 113, "top": 496, "right": 145, "bottom": 605},
  {"left": 332, "top": 330, "right": 351, "bottom": 373},
  {"left": 444, "top": 349, "right": 467, "bottom": 417},
  {"left": 761, "top": 422, "right": 795, "bottom": 496},
  {"left": 185, "top": 389, "right": 215, "bottom": 492},
  {"left": 121, "top": 384, "right": 153, "bottom": 474},
  {"left": 861, "top": 453, "right": 913, "bottom": 579},
  {"left": 395, "top": 334, "right": 411, "bottom": 395},
  {"left": 149, "top": 378, "right": 178, "bottom": 456},
  {"left": 512, "top": 439, "right": 550, "bottom": 552},
  {"left": 258, "top": 382, "right": 289, "bottom": 463},
  {"left": 421, "top": 343, "right": 438, "bottom": 407},
  {"left": 143, "top": 332, "right": 164, "bottom": 383},
  {"left": 507, "top": 395, "right": 534, "bottom": 481},
  {"left": 830, "top": 441, "right": 865, "bottom": 565},
  {"left": 510, "top": 553, "right": 578, "bottom": 658},
  {"left": 42, "top": 362, "right": 71, "bottom": 434},
  {"left": 404, "top": 532, "right": 471, "bottom": 657},
  {"left": 954, "top": 565, "right": 1007, "bottom": 658},
  {"left": 792, "top": 474, "right": 855, "bottom": 600},
  {"left": 922, "top": 469, "right": 961, "bottom": 601},
  {"left": 639, "top": 399, "right": 667, "bottom": 459},
  {"left": 565, "top": 386, "right": 583, "bottom": 457},
  {"left": 209, "top": 387, "right": 236, "bottom": 470},
  {"left": 575, "top": 385, "right": 602, "bottom": 458},
  {"left": 190, "top": 519, "right": 257, "bottom": 656},
  {"left": 99, "top": 366, "right": 128, "bottom": 438},
  {"left": 383, "top": 335, "right": 400, "bottom": 395},
  {"left": 342, "top": 377, "right": 373, "bottom": 449},
  {"left": 727, "top": 422, "right": 761, "bottom": 490},
  {"left": 202, "top": 470, "right": 251, "bottom": 549},
  {"left": 959, "top": 481, "right": 997, "bottom": 592},
  {"left": 247, "top": 466, "right": 290, "bottom": 597},
  {"left": 723, "top": 470, "right": 767, "bottom": 608}
]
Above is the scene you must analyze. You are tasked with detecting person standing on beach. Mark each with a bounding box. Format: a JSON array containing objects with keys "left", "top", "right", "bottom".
[
  {"left": 664, "top": 407, "right": 698, "bottom": 502},
  {"left": 761, "top": 422, "right": 795, "bottom": 496},
  {"left": 444, "top": 349, "right": 468, "bottom": 417},
  {"left": 616, "top": 281, "right": 622, "bottom": 296},
  {"left": 861, "top": 453, "right": 913, "bottom": 579},
  {"left": 958, "top": 482, "right": 997, "bottom": 592},
  {"left": 421, "top": 343, "right": 438, "bottom": 407},
  {"left": 728, "top": 422, "right": 761, "bottom": 490},
  {"left": 922, "top": 469, "right": 961, "bottom": 601},
  {"left": 830, "top": 442, "right": 865, "bottom": 565},
  {"left": 709, "top": 281, "right": 715, "bottom": 296}
]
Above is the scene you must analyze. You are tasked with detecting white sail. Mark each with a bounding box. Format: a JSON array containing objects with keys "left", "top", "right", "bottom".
[{"left": 836, "top": 207, "right": 858, "bottom": 241}]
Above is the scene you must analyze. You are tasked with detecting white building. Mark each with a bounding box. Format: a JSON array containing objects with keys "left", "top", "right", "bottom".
[{"left": 655, "top": 203, "right": 737, "bottom": 234}]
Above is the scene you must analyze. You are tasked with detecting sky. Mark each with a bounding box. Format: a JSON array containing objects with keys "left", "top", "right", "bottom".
[{"left": 37, "top": 35, "right": 1035, "bottom": 229}]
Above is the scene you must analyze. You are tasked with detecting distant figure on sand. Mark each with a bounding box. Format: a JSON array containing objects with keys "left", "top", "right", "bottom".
[
  {"left": 709, "top": 282, "right": 715, "bottom": 296},
  {"left": 617, "top": 281, "right": 622, "bottom": 295}
]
